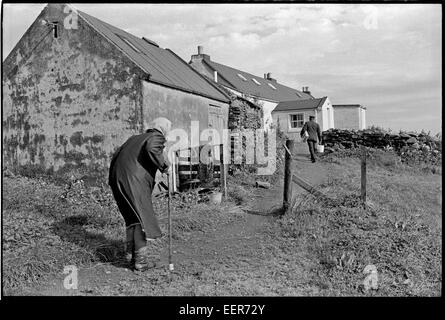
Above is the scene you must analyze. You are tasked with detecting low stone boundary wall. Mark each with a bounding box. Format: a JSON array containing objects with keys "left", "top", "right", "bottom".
[{"left": 322, "top": 128, "right": 441, "bottom": 154}]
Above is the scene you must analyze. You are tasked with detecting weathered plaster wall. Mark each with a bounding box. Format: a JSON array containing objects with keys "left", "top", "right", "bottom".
[
  {"left": 142, "top": 80, "right": 229, "bottom": 146},
  {"left": 2, "top": 4, "right": 145, "bottom": 174}
]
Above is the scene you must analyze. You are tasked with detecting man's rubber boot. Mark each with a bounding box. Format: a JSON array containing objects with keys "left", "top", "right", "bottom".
[
  {"left": 133, "top": 224, "right": 162, "bottom": 271},
  {"left": 134, "top": 246, "right": 161, "bottom": 271}
]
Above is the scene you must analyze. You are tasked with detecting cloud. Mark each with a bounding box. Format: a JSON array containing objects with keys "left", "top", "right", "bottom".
[{"left": 2, "top": 3, "right": 441, "bottom": 133}]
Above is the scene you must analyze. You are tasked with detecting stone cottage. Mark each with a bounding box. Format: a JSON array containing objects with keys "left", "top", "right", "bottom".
[
  {"left": 189, "top": 46, "right": 312, "bottom": 129},
  {"left": 271, "top": 97, "right": 334, "bottom": 140},
  {"left": 332, "top": 104, "right": 367, "bottom": 130},
  {"left": 2, "top": 4, "right": 231, "bottom": 175}
]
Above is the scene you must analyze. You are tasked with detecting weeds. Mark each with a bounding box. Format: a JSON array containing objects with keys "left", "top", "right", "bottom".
[
  {"left": 2, "top": 146, "right": 441, "bottom": 296},
  {"left": 275, "top": 154, "right": 442, "bottom": 296},
  {"left": 2, "top": 174, "right": 244, "bottom": 293}
]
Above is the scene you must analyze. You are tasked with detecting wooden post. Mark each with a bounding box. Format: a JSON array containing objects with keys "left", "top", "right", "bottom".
[
  {"left": 219, "top": 143, "right": 227, "bottom": 199},
  {"left": 283, "top": 139, "right": 295, "bottom": 214},
  {"left": 361, "top": 145, "right": 367, "bottom": 206}
]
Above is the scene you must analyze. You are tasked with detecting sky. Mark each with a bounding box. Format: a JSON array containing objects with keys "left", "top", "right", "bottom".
[{"left": 2, "top": 3, "right": 442, "bottom": 134}]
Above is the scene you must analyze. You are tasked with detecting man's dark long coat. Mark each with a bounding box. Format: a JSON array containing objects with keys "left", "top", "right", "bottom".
[{"left": 108, "top": 129, "right": 168, "bottom": 239}]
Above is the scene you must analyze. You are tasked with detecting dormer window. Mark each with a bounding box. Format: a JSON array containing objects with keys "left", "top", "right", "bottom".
[
  {"left": 237, "top": 73, "right": 247, "bottom": 81},
  {"left": 252, "top": 78, "right": 261, "bottom": 85},
  {"left": 268, "top": 83, "right": 277, "bottom": 90}
]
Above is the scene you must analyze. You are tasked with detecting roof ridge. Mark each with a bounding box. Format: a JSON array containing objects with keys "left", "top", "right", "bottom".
[
  {"left": 206, "top": 59, "right": 307, "bottom": 95},
  {"left": 272, "top": 97, "right": 327, "bottom": 112},
  {"left": 166, "top": 49, "right": 230, "bottom": 102}
]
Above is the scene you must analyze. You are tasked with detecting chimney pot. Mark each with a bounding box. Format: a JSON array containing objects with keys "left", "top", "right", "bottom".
[
  {"left": 267, "top": 72, "right": 272, "bottom": 80},
  {"left": 198, "top": 45, "right": 204, "bottom": 55}
]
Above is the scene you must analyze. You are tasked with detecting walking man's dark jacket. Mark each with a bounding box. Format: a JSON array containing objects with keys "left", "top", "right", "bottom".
[
  {"left": 301, "top": 119, "right": 322, "bottom": 163},
  {"left": 301, "top": 120, "right": 322, "bottom": 142}
]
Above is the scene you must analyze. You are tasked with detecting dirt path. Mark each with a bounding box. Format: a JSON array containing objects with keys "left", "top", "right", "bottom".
[{"left": 20, "top": 142, "right": 329, "bottom": 296}]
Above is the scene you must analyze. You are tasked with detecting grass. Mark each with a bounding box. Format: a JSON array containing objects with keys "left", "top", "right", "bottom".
[
  {"left": 274, "top": 153, "right": 442, "bottom": 296},
  {"left": 2, "top": 147, "right": 442, "bottom": 296},
  {"left": 2, "top": 174, "right": 244, "bottom": 294}
]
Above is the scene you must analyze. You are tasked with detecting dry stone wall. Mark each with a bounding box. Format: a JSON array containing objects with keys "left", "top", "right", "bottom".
[{"left": 322, "top": 128, "right": 442, "bottom": 165}]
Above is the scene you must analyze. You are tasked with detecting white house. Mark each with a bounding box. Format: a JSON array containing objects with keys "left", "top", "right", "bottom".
[
  {"left": 271, "top": 97, "right": 335, "bottom": 140},
  {"left": 332, "top": 104, "right": 367, "bottom": 130},
  {"left": 189, "top": 46, "right": 313, "bottom": 128}
]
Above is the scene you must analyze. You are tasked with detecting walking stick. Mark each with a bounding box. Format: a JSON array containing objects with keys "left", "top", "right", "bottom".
[{"left": 167, "top": 172, "right": 174, "bottom": 272}]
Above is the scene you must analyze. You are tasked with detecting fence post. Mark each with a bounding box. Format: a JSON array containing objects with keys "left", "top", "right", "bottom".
[
  {"left": 219, "top": 143, "right": 227, "bottom": 199},
  {"left": 361, "top": 145, "right": 367, "bottom": 206},
  {"left": 283, "top": 139, "right": 295, "bottom": 214}
]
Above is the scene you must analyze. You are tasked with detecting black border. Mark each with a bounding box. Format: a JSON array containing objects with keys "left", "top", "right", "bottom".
[{"left": 1, "top": 0, "right": 443, "bottom": 313}]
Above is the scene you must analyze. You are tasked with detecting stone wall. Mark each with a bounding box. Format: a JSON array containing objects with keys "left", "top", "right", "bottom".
[
  {"left": 322, "top": 128, "right": 442, "bottom": 156},
  {"left": 214, "top": 85, "right": 263, "bottom": 131},
  {"left": 228, "top": 98, "right": 263, "bottom": 131}
]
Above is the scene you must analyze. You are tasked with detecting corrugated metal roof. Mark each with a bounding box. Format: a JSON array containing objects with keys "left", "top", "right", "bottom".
[
  {"left": 77, "top": 10, "right": 229, "bottom": 103},
  {"left": 273, "top": 97, "right": 327, "bottom": 112},
  {"left": 201, "top": 59, "right": 313, "bottom": 102}
]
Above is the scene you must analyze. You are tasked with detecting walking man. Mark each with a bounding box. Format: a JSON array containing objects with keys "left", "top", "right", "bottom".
[
  {"left": 109, "top": 117, "right": 171, "bottom": 271},
  {"left": 300, "top": 115, "right": 322, "bottom": 163}
]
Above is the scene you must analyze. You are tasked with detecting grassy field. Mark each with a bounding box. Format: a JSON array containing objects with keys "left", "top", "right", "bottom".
[
  {"left": 2, "top": 147, "right": 442, "bottom": 296},
  {"left": 277, "top": 150, "right": 442, "bottom": 296}
]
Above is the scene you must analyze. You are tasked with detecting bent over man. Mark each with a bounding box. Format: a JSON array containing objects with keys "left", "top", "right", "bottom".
[{"left": 109, "top": 117, "right": 171, "bottom": 271}]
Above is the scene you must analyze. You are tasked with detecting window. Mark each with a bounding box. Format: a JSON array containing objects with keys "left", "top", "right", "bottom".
[
  {"left": 268, "top": 83, "right": 277, "bottom": 90},
  {"left": 237, "top": 73, "right": 247, "bottom": 81},
  {"left": 290, "top": 114, "right": 304, "bottom": 128},
  {"left": 252, "top": 78, "right": 261, "bottom": 85},
  {"left": 295, "top": 92, "right": 302, "bottom": 98}
]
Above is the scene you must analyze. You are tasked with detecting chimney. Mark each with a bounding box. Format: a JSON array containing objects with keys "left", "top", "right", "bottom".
[
  {"left": 190, "top": 45, "right": 211, "bottom": 64},
  {"left": 265, "top": 72, "right": 277, "bottom": 83},
  {"left": 214, "top": 70, "right": 218, "bottom": 83},
  {"left": 302, "top": 86, "right": 311, "bottom": 95}
]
